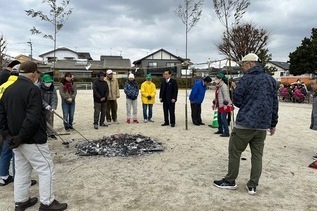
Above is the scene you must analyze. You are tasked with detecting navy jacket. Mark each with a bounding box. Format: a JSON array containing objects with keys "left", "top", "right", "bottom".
[
  {"left": 159, "top": 78, "right": 178, "bottom": 103},
  {"left": 234, "top": 65, "right": 278, "bottom": 129},
  {"left": 189, "top": 79, "right": 207, "bottom": 104}
]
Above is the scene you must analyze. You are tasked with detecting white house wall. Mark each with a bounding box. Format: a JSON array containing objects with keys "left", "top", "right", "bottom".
[{"left": 42, "top": 50, "right": 79, "bottom": 63}]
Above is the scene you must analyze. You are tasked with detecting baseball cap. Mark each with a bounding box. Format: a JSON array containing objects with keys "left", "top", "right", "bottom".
[
  {"left": 241, "top": 53, "right": 259, "bottom": 62},
  {"left": 19, "top": 61, "right": 39, "bottom": 73},
  {"left": 7, "top": 60, "right": 21, "bottom": 68},
  {"left": 42, "top": 74, "right": 53, "bottom": 83},
  {"left": 106, "top": 69, "right": 113, "bottom": 74}
]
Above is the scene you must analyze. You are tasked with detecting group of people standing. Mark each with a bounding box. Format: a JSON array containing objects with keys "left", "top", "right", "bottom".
[
  {"left": 93, "top": 69, "right": 178, "bottom": 128},
  {"left": 0, "top": 52, "right": 283, "bottom": 210}
]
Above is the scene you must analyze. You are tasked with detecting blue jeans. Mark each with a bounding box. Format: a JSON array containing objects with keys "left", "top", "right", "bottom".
[
  {"left": 62, "top": 101, "right": 75, "bottom": 129},
  {"left": 142, "top": 104, "right": 153, "bottom": 120},
  {"left": 0, "top": 140, "right": 13, "bottom": 176},
  {"left": 218, "top": 112, "right": 229, "bottom": 134}
]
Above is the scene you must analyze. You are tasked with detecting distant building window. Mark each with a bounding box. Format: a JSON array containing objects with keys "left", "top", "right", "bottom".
[
  {"left": 280, "top": 72, "right": 284, "bottom": 77},
  {"left": 148, "top": 62, "right": 157, "bottom": 67},
  {"left": 47, "top": 57, "right": 56, "bottom": 62},
  {"left": 64, "top": 57, "right": 75, "bottom": 60},
  {"left": 166, "top": 62, "right": 176, "bottom": 67}
]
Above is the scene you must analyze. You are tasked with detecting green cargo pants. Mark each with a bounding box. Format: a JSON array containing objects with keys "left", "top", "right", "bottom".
[{"left": 225, "top": 127, "right": 267, "bottom": 187}]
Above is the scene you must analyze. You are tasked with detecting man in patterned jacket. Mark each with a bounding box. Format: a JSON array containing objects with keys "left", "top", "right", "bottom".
[{"left": 213, "top": 53, "right": 279, "bottom": 195}]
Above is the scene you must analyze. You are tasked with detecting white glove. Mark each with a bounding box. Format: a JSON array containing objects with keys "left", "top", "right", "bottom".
[{"left": 45, "top": 105, "right": 52, "bottom": 111}]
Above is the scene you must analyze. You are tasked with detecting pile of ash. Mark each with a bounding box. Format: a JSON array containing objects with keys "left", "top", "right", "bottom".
[{"left": 75, "top": 133, "right": 164, "bottom": 157}]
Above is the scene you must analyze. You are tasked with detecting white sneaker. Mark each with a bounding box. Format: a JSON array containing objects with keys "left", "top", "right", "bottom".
[
  {"left": 144, "top": 119, "right": 148, "bottom": 123},
  {"left": 246, "top": 185, "right": 256, "bottom": 195}
]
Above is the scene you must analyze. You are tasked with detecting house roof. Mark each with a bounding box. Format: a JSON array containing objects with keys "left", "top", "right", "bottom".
[
  {"left": 103, "top": 57, "right": 131, "bottom": 69},
  {"left": 132, "top": 48, "right": 185, "bottom": 65},
  {"left": 77, "top": 52, "right": 93, "bottom": 60},
  {"left": 39, "top": 47, "right": 78, "bottom": 57},
  {"left": 267, "top": 61, "right": 290, "bottom": 70},
  {"left": 53, "top": 60, "right": 104, "bottom": 70}
]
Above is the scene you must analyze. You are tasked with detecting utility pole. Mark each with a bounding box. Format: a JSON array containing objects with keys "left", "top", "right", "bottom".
[{"left": 27, "top": 40, "right": 33, "bottom": 61}]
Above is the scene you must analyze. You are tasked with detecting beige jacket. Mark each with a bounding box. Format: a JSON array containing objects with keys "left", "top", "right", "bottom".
[{"left": 105, "top": 76, "right": 120, "bottom": 100}]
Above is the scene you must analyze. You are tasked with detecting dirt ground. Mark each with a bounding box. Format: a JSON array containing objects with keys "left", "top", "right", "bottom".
[{"left": 1, "top": 89, "right": 317, "bottom": 211}]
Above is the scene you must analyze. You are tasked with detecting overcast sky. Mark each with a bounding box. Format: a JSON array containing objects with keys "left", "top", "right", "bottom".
[{"left": 1, "top": 0, "right": 316, "bottom": 67}]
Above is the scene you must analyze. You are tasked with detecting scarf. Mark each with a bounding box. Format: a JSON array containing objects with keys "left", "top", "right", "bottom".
[{"left": 63, "top": 81, "right": 73, "bottom": 94}]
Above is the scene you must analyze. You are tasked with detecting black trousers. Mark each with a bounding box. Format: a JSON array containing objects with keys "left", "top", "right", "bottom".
[
  {"left": 163, "top": 102, "right": 175, "bottom": 125},
  {"left": 190, "top": 103, "right": 202, "bottom": 124},
  {"left": 94, "top": 102, "right": 107, "bottom": 125}
]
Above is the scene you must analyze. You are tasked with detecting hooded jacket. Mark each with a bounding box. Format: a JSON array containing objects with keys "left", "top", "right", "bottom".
[
  {"left": 233, "top": 65, "right": 278, "bottom": 129},
  {"left": 38, "top": 82, "right": 58, "bottom": 109},
  {"left": 124, "top": 80, "right": 139, "bottom": 100},
  {"left": 141, "top": 81, "right": 156, "bottom": 104}
]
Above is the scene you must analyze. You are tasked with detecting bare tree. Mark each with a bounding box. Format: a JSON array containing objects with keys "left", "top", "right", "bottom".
[
  {"left": 174, "top": 0, "right": 203, "bottom": 130},
  {"left": 0, "top": 35, "right": 7, "bottom": 69},
  {"left": 217, "top": 23, "right": 271, "bottom": 64},
  {"left": 213, "top": 0, "right": 250, "bottom": 67},
  {"left": 25, "top": 0, "right": 73, "bottom": 68}
]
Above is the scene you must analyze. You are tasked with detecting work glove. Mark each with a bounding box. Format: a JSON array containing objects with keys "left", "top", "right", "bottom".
[
  {"left": 147, "top": 96, "right": 152, "bottom": 100},
  {"left": 7, "top": 136, "right": 23, "bottom": 149},
  {"left": 45, "top": 105, "right": 52, "bottom": 111}
]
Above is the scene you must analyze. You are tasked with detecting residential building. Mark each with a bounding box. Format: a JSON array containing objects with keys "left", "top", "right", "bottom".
[{"left": 132, "top": 48, "right": 185, "bottom": 77}]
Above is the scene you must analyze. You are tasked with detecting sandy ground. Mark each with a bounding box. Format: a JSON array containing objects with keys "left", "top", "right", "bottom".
[{"left": 1, "top": 89, "right": 317, "bottom": 211}]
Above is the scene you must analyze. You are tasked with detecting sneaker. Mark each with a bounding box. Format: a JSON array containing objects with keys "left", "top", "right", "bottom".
[
  {"left": 313, "top": 154, "right": 317, "bottom": 160},
  {"left": 246, "top": 185, "right": 256, "bottom": 195},
  {"left": 126, "top": 119, "right": 130, "bottom": 124},
  {"left": 214, "top": 131, "right": 222, "bottom": 134},
  {"left": 213, "top": 179, "right": 237, "bottom": 190},
  {"left": 99, "top": 123, "right": 108, "bottom": 127},
  {"left": 94, "top": 124, "right": 98, "bottom": 129},
  {"left": 144, "top": 119, "right": 148, "bottom": 123},
  {"left": 15, "top": 197, "right": 38, "bottom": 211},
  {"left": 220, "top": 133, "right": 230, "bottom": 137},
  {"left": 308, "top": 160, "right": 317, "bottom": 169},
  {"left": 113, "top": 120, "right": 119, "bottom": 124},
  {"left": 0, "top": 175, "right": 13, "bottom": 186},
  {"left": 148, "top": 119, "right": 154, "bottom": 122},
  {"left": 39, "top": 199, "right": 68, "bottom": 211},
  {"left": 133, "top": 119, "right": 139, "bottom": 123}
]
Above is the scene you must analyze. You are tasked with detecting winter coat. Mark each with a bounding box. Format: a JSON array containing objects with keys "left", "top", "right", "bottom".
[
  {"left": 0, "top": 69, "right": 11, "bottom": 85},
  {"left": 105, "top": 77, "right": 120, "bottom": 100},
  {"left": 0, "top": 76, "right": 47, "bottom": 144},
  {"left": 59, "top": 79, "right": 77, "bottom": 102},
  {"left": 93, "top": 79, "right": 109, "bottom": 103},
  {"left": 189, "top": 79, "right": 207, "bottom": 104},
  {"left": 140, "top": 81, "right": 156, "bottom": 104},
  {"left": 124, "top": 80, "right": 139, "bottom": 100},
  {"left": 233, "top": 65, "right": 278, "bottom": 129},
  {"left": 0, "top": 75, "right": 18, "bottom": 99},
  {"left": 214, "top": 80, "right": 232, "bottom": 108},
  {"left": 310, "top": 93, "right": 317, "bottom": 130},
  {"left": 38, "top": 82, "right": 58, "bottom": 110}
]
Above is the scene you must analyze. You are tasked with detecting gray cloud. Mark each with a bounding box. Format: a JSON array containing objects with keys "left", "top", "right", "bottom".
[{"left": 1, "top": 0, "right": 316, "bottom": 65}]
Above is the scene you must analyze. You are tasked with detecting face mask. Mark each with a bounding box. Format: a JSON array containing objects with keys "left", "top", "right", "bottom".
[{"left": 44, "top": 82, "right": 52, "bottom": 87}]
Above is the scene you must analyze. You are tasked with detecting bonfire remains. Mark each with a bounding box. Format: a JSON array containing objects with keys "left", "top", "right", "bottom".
[{"left": 75, "top": 133, "right": 164, "bottom": 157}]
